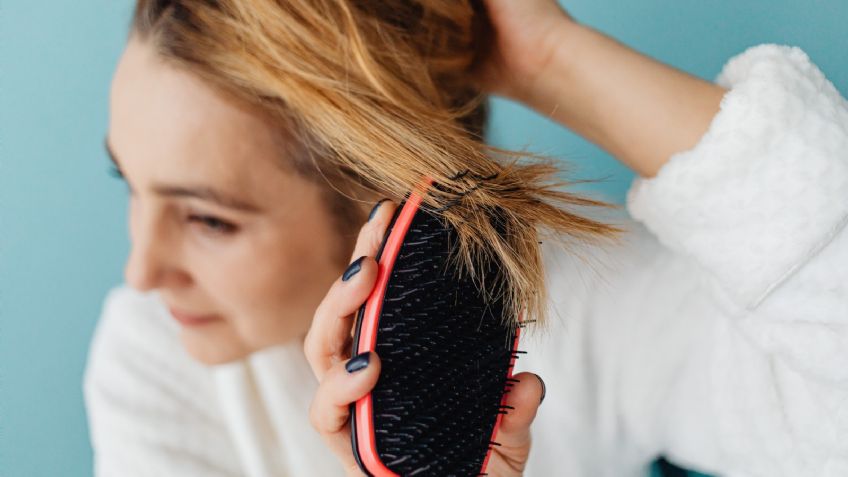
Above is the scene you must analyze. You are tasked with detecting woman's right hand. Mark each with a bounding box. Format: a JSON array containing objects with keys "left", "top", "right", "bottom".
[
  {"left": 304, "top": 198, "right": 546, "bottom": 476},
  {"left": 303, "top": 198, "right": 397, "bottom": 476}
]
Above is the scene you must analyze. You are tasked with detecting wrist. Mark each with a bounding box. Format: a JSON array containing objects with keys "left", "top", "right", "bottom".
[{"left": 509, "top": 18, "right": 584, "bottom": 108}]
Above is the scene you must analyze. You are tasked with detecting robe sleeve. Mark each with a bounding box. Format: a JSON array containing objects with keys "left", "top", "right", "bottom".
[{"left": 627, "top": 44, "right": 848, "bottom": 477}]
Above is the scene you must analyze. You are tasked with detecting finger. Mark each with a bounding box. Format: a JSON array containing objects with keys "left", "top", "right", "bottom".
[
  {"left": 345, "top": 198, "right": 395, "bottom": 341},
  {"left": 310, "top": 352, "right": 382, "bottom": 434},
  {"left": 305, "top": 256, "right": 378, "bottom": 380},
  {"left": 348, "top": 199, "right": 397, "bottom": 263},
  {"left": 304, "top": 200, "right": 397, "bottom": 380},
  {"left": 496, "top": 372, "right": 545, "bottom": 449},
  {"left": 309, "top": 352, "right": 382, "bottom": 468}
]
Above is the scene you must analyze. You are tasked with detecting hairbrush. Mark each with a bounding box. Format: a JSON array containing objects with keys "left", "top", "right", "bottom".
[{"left": 350, "top": 176, "right": 523, "bottom": 476}]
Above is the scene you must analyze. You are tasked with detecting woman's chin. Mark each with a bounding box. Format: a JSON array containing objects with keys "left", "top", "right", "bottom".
[{"left": 178, "top": 324, "right": 253, "bottom": 365}]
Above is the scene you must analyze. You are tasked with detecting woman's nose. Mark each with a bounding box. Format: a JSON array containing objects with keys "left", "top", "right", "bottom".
[
  {"left": 124, "top": 231, "right": 166, "bottom": 292},
  {"left": 123, "top": 209, "right": 177, "bottom": 292}
]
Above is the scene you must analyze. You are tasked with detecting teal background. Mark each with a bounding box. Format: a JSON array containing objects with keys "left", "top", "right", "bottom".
[{"left": 2, "top": 1, "right": 846, "bottom": 476}]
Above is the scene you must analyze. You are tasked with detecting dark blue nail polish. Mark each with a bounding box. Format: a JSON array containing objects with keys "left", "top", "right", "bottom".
[
  {"left": 368, "top": 199, "right": 389, "bottom": 222},
  {"left": 346, "top": 352, "right": 371, "bottom": 373},
  {"left": 342, "top": 256, "right": 365, "bottom": 282},
  {"left": 534, "top": 373, "right": 546, "bottom": 404}
]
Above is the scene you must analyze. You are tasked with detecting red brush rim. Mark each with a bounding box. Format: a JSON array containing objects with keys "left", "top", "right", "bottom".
[{"left": 353, "top": 176, "right": 523, "bottom": 476}]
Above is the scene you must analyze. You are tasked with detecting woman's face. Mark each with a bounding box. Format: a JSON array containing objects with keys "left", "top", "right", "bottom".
[{"left": 107, "top": 37, "right": 364, "bottom": 365}]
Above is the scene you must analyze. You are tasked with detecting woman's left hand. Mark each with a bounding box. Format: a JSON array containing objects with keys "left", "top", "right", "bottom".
[
  {"left": 471, "top": 0, "right": 576, "bottom": 103},
  {"left": 304, "top": 199, "right": 546, "bottom": 476}
]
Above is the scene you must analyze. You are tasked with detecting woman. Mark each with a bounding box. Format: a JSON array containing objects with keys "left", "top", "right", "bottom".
[{"left": 83, "top": 0, "right": 848, "bottom": 476}]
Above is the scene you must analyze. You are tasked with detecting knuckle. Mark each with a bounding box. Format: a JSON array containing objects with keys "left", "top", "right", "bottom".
[
  {"left": 313, "top": 298, "right": 329, "bottom": 323},
  {"left": 303, "top": 335, "right": 317, "bottom": 362},
  {"left": 308, "top": 400, "right": 323, "bottom": 431},
  {"left": 315, "top": 283, "right": 340, "bottom": 317},
  {"left": 370, "top": 231, "right": 386, "bottom": 253},
  {"left": 356, "top": 221, "right": 373, "bottom": 243}
]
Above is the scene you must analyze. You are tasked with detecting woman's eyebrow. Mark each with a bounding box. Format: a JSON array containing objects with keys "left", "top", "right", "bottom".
[{"left": 104, "top": 136, "right": 264, "bottom": 214}]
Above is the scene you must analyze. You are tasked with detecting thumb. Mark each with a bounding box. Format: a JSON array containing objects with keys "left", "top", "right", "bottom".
[{"left": 495, "top": 372, "right": 545, "bottom": 450}]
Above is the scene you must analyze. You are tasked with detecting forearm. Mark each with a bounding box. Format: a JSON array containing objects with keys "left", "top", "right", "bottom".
[{"left": 520, "top": 22, "right": 729, "bottom": 178}]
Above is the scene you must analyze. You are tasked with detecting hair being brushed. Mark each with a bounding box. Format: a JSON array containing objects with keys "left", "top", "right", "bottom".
[{"left": 131, "top": 0, "right": 625, "bottom": 329}]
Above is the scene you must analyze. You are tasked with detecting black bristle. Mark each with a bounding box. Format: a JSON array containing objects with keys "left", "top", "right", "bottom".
[{"left": 356, "top": 198, "right": 518, "bottom": 476}]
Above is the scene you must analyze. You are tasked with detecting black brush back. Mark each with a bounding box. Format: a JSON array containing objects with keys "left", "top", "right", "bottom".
[{"left": 351, "top": 195, "right": 518, "bottom": 477}]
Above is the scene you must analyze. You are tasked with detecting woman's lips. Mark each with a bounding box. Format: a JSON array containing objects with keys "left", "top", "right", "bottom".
[{"left": 168, "top": 307, "right": 221, "bottom": 326}]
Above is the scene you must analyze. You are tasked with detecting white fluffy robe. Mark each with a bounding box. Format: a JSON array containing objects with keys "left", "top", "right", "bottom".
[{"left": 84, "top": 44, "right": 848, "bottom": 477}]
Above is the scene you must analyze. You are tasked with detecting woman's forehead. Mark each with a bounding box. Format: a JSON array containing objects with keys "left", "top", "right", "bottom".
[{"left": 108, "top": 39, "right": 304, "bottom": 209}]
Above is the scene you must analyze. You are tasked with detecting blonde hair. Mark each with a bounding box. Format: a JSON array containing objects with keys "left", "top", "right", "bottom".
[{"left": 130, "top": 0, "right": 625, "bottom": 328}]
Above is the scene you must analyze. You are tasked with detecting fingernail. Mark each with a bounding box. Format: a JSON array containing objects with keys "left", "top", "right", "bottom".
[
  {"left": 533, "top": 373, "right": 546, "bottom": 404},
  {"left": 342, "top": 256, "right": 366, "bottom": 282},
  {"left": 346, "top": 352, "right": 371, "bottom": 373},
  {"left": 368, "top": 198, "right": 389, "bottom": 222}
]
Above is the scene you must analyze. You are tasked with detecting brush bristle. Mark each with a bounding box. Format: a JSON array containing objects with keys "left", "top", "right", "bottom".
[{"left": 365, "top": 200, "right": 517, "bottom": 475}]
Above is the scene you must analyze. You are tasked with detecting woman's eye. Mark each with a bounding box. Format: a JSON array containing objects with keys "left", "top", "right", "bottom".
[{"left": 187, "top": 214, "right": 238, "bottom": 235}]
